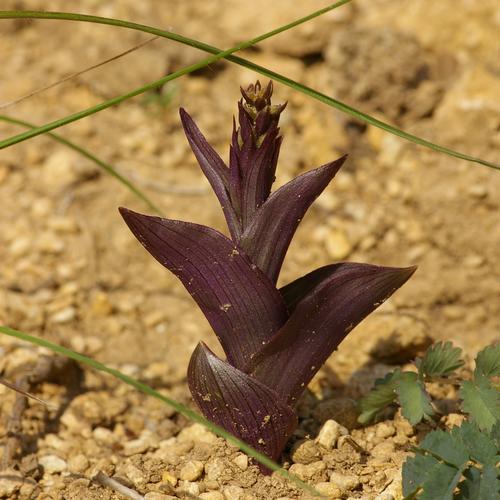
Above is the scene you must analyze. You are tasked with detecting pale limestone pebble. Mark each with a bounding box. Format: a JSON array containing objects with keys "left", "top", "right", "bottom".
[
  {"left": 176, "top": 480, "right": 200, "bottom": 497},
  {"left": 443, "top": 412, "right": 466, "bottom": 429},
  {"left": 39, "top": 454, "right": 67, "bottom": 473},
  {"left": 223, "top": 485, "right": 246, "bottom": 499},
  {"left": 161, "top": 470, "right": 178, "bottom": 487},
  {"left": 41, "top": 150, "right": 81, "bottom": 192},
  {"left": 325, "top": 228, "right": 352, "bottom": 260},
  {"left": 46, "top": 216, "right": 79, "bottom": 233},
  {"left": 0, "top": 470, "right": 23, "bottom": 497},
  {"left": 123, "top": 433, "right": 156, "bottom": 456},
  {"left": 177, "top": 423, "right": 218, "bottom": 444},
  {"left": 36, "top": 231, "right": 65, "bottom": 254},
  {"left": 93, "top": 426, "right": 119, "bottom": 446},
  {"left": 67, "top": 454, "right": 90, "bottom": 474},
  {"left": 50, "top": 306, "right": 76, "bottom": 324},
  {"left": 144, "top": 493, "right": 177, "bottom": 500},
  {"left": 290, "top": 439, "right": 321, "bottom": 464},
  {"left": 205, "top": 457, "right": 226, "bottom": 481},
  {"left": 179, "top": 460, "right": 204, "bottom": 481},
  {"left": 463, "top": 253, "right": 485, "bottom": 268},
  {"left": 289, "top": 461, "right": 326, "bottom": 481},
  {"left": 9, "top": 236, "right": 31, "bottom": 257},
  {"left": 374, "top": 470, "right": 403, "bottom": 500},
  {"left": 88, "top": 291, "right": 114, "bottom": 316},
  {"left": 41, "top": 433, "right": 72, "bottom": 454},
  {"left": 315, "top": 420, "right": 349, "bottom": 450},
  {"left": 123, "top": 463, "right": 148, "bottom": 486},
  {"left": 199, "top": 492, "right": 225, "bottom": 500},
  {"left": 370, "top": 441, "right": 396, "bottom": 461},
  {"left": 313, "top": 481, "right": 342, "bottom": 498},
  {"left": 329, "top": 472, "right": 360, "bottom": 494},
  {"left": 233, "top": 453, "right": 249, "bottom": 471},
  {"left": 375, "top": 422, "right": 396, "bottom": 439},
  {"left": 31, "top": 198, "right": 53, "bottom": 218}
]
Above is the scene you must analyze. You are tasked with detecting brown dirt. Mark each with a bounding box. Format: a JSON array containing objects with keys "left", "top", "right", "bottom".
[{"left": 0, "top": 0, "right": 499, "bottom": 499}]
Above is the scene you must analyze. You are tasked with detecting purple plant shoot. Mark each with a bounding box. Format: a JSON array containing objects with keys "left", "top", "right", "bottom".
[{"left": 120, "top": 81, "right": 416, "bottom": 472}]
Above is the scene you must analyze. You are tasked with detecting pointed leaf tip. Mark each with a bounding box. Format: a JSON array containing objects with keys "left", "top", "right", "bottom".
[
  {"left": 179, "top": 108, "right": 241, "bottom": 239},
  {"left": 250, "top": 263, "right": 416, "bottom": 405},
  {"left": 188, "top": 342, "right": 297, "bottom": 473},
  {"left": 239, "top": 155, "right": 348, "bottom": 283},
  {"left": 119, "top": 207, "right": 287, "bottom": 369}
]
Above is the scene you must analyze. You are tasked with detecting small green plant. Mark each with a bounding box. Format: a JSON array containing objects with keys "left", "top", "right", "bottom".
[
  {"left": 359, "top": 342, "right": 500, "bottom": 429},
  {"left": 360, "top": 342, "right": 500, "bottom": 499},
  {"left": 403, "top": 421, "right": 500, "bottom": 499}
]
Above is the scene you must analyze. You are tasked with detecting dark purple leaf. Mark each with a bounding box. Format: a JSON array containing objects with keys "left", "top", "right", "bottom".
[
  {"left": 248, "top": 263, "right": 417, "bottom": 405},
  {"left": 238, "top": 156, "right": 347, "bottom": 284},
  {"left": 188, "top": 342, "right": 297, "bottom": 473},
  {"left": 179, "top": 108, "right": 241, "bottom": 240},
  {"left": 119, "top": 208, "right": 287, "bottom": 369},
  {"left": 240, "top": 122, "right": 282, "bottom": 227}
]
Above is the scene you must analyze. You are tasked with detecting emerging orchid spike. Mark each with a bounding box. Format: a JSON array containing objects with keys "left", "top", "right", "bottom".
[{"left": 120, "top": 81, "right": 416, "bottom": 473}]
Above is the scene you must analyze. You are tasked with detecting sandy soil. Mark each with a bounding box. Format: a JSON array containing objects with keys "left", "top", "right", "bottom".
[{"left": 0, "top": 0, "right": 499, "bottom": 498}]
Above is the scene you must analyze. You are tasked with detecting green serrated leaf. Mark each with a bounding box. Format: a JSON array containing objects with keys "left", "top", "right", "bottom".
[
  {"left": 396, "top": 372, "right": 434, "bottom": 425},
  {"left": 489, "top": 421, "right": 500, "bottom": 451},
  {"left": 358, "top": 370, "right": 402, "bottom": 424},
  {"left": 417, "top": 341, "right": 464, "bottom": 379},
  {"left": 402, "top": 452, "right": 461, "bottom": 500},
  {"left": 419, "top": 429, "right": 469, "bottom": 468},
  {"left": 460, "top": 375, "right": 500, "bottom": 431},
  {"left": 475, "top": 344, "right": 500, "bottom": 378},
  {"left": 451, "top": 421, "right": 498, "bottom": 464},
  {"left": 457, "top": 465, "right": 500, "bottom": 500}
]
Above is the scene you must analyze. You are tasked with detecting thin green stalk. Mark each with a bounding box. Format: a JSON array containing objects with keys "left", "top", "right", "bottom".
[
  {"left": 0, "top": 6, "right": 498, "bottom": 170},
  {"left": 0, "top": 326, "right": 324, "bottom": 497},
  {"left": 0, "top": 114, "right": 163, "bottom": 214},
  {"left": 0, "top": 2, "right": 350, "bottom": 148}
]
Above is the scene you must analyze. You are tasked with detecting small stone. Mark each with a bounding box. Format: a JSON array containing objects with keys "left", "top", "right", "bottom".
[
  {"left": 205, "top": 458, "right": 226, "bottom": 481},
  {"left": 9, "top": 237, "right": 31, "bottom": 257},
  {"left": 370, "top": 441, "right": 395, "bottom": 460},
  {"left": 463, "top": 254, "right": 485, "bottom": 268},
  {"left": 47, "top": 216, "right": 79, "bottom": 233},
  {"left": 325, "top": 228, "right": 352, "bottom": 260},
  {"left": 329, "top": 471, "right": 360, "bottom": 493},
  {"left": 177, "top": 480, "right": 200, "bottom": 497},
  {"left": 467, "top": 184, "right": 488, "bottom": 198},
  {"left": 315, "top": 419, "right": 348, "bottom": 450},
  {"left": 223, "top": 485, "right": 245, "bottom": 499},
  {"left": 161, "top": 471, "right": 177, "bottom": 487},
  {"left": 124, "top": 463, "right": 147, "bottom": 486},
  {"left": 37, "top": 232, "right": 65, "bottom": 254},
  {"left": 180, "top": 460, "right": 204, "bottom": 481},
  {"left": 178, "top": 423, "right": 217, "bottom": 444},
  {"left": 0, "top": 471, "right": 23, "bottom": 496},
  {"left": 314, "top": 481, "right": 342, "bottom": 498},
  {"left": 123, "top": 437, "right": 151, "bottom": 456},
  {"left": 289, "top": 461, "right": 326, "bottom": 481},
  {"left": 233, "top": 453, "right": 248, "bottom": 471},
  {"left": 199, "top": 492, "right": 225, "bottom": 500},
  {"left": 67, "top": 454, "right": 89, "bottom": 473},
  {"left": 375, "top": 422, "right": 396, "bottom": 439},
  {"left": 50, "top": 306, "right": 76, "bottom": 324},
  {"left": 39, "top": 455, "right": 67, "bottom": 473},
  {"left": 145, "top": 493, "right": 177, "bottom": 500},
  {"left": 290, "top": 439, "right": 320, "bottom": 464}
]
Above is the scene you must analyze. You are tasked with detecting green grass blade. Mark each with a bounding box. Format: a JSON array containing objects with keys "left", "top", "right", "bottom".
[
  {"left": 0, "top": 326, "right": 324, "bottom": 497},
  {"left": 0, "top": 6, "right": 498, "bottom": 170},
  {"left": 0, "top": 2, "right": 350, "bottom": 148},
  {"left": 0, "top": 114, "right": 163, "bottom": 215}
]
